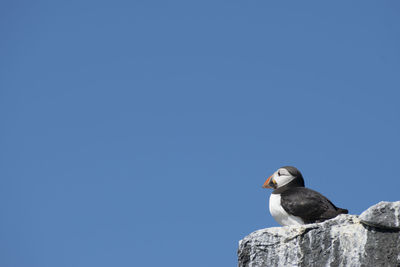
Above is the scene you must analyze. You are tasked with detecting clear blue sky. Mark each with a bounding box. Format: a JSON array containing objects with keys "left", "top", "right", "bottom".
[{"left": 1, "top": 1, "right": 399, "bottom": 266}]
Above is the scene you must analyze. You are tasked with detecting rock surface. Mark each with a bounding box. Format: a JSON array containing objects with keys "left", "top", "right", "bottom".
[
  {"left": 359, "top": 201, "right": 400, "bottom": 230},
  {"left": 238, "top": 202, "right": 400, "bottom": 267}
]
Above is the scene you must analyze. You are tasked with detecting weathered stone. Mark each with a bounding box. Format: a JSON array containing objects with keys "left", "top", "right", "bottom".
[
  {"left": 359, "top": 201, "right": 400, "bottom": 230},
  {"left": 238, "top": 202, "right": 400, "bottom": 267}
]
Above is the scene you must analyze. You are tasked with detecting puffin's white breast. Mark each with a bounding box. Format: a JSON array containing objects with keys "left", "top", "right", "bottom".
[{"left": 269, "top": 194, "right": 304, "bottom": 226}]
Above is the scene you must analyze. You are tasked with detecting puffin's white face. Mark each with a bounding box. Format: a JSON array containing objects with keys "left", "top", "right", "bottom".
[{"left": 262, "top": 167, "right": 295, "bottom": 189}]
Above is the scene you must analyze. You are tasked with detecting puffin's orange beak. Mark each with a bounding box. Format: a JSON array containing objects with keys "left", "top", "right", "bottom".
[{"left": 262, "top": 175, "right": 276, "bottom": 189}]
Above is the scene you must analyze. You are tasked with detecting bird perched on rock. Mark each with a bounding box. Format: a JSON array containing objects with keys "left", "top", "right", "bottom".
[{"left": 263, "top": 166, "right": 348, "bottom": 226}]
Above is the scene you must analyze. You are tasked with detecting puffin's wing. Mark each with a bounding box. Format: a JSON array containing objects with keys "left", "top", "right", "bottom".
[{"left": 280, "top": 187, "right": 342, "bottom": 223}]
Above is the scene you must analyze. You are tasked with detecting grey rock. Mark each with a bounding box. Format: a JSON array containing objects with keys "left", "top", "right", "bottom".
[
  {"left": 238, "top": 202, "right": 400, "bottom": 267},
  {"left": 359, "top": 201, "right": 400, "bottom": 230}
]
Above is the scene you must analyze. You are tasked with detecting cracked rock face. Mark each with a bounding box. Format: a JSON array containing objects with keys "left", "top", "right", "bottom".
[{"left": 238, "top": 202, "right": 400, "bottom": 267}]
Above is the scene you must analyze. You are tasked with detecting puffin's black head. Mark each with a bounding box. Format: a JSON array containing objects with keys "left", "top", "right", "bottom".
[{"left": 262, "top": 166, "right": 305, "bottom": 189}]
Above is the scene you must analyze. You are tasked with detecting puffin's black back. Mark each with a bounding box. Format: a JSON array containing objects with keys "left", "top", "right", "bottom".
[{"left": 280, "top": 187, "right": 348, "bottom": 223}]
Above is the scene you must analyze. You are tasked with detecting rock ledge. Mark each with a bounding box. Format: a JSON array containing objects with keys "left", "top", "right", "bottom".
[{"left": 238, "top": 201, "right": 400, "bottom": 267}]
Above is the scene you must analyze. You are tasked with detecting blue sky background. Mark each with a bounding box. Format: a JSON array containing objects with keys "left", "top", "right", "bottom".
[{"left": 1, "top": 1, "right": 400, "bottom": 266}]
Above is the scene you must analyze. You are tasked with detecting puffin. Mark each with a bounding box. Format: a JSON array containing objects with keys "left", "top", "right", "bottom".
[{"left": 263, "top": 166, "right": 348, "bottom": 226}]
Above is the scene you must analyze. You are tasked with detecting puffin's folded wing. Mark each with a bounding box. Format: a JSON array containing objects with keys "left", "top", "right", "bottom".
[{"left": 280, "top": 187, "right": 340, "bottom": 224}]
